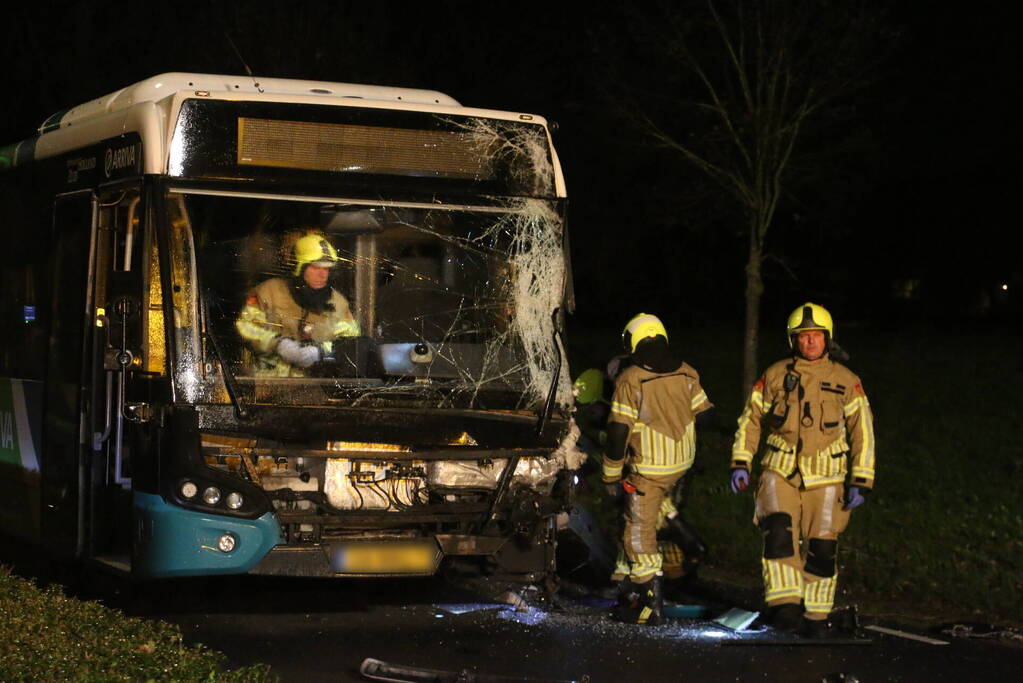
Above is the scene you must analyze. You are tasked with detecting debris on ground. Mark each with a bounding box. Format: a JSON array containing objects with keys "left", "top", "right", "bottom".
[
  {"left": 433, "top": 603, "right": 504, "bottom": 616},
  {"left": 495, "top": 590, "right": 531, "bottom": 612},
  {"left": 713, "top": 607, "right": 760, "bottom": 631},
  {"left": 939, "top": 622, "right": 1023, "bottom": 643},
  {"left": 863, "top": 625, "right": 948, "bottom": 645},
  {"left": 360, "top": 657, "right": 586, "bottom": 682},
  {"left": 662, "top": 604, "right": 707, "bottom": 618}
]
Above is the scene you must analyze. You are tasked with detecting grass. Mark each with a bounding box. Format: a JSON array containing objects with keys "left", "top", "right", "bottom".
[
  {"left": 565, "top": 321, "right": 1023, "bottom": 625},
  {"left": 0, "top": 566, "right": 276, "bottom": 682}
]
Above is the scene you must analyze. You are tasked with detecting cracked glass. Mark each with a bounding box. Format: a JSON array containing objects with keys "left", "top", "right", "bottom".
[{"left": 168, "top": 192, "right": 570, "bottom": 411}]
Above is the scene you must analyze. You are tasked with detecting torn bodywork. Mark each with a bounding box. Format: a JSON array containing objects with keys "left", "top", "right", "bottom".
[
  {"left": 185, "top": 407, "right": 583, "bottom": 580},
  {"left": 155, "top": 111, "right": 579, "bottom": 580}
]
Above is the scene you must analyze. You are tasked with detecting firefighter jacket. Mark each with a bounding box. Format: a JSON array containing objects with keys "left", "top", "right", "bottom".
[
  {"left": 605, "top": 362, "right": 712, "bottom": 478},
  {"left": 732, "top": 356, "right": 875, "bottom": 490},
  {"left": 235, "top": 277, "right": 360, "bottom": 376}
]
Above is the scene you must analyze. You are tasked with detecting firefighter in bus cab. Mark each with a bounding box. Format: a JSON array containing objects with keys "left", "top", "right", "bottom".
[{"left": 236, "top": 232, "right": 360, "bottom": 376}]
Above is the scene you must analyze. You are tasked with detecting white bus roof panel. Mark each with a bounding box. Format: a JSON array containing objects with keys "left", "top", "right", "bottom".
[
  {"left": 23, "top": 73, "right": 565, "bottom": 197},
  {"left": 49, "top": 73, "right": 463, "bottom": 132}
]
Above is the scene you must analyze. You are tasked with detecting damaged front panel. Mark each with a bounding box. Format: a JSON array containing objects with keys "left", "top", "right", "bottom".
[{"left": 161, "top": 110, "right": 578, "bottom": 578}]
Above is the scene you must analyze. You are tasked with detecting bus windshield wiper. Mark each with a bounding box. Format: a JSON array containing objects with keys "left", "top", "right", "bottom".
[
  {"left": 203, "top": 294, "right": 250, "bottom": 420},
  {"left": 535, "top": 307, "right": 563, "bottom": 438}
]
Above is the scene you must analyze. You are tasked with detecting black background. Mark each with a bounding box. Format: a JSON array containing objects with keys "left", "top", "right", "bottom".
[{"left": 3, "top": 1, "right": 1020, "bottom": 330}]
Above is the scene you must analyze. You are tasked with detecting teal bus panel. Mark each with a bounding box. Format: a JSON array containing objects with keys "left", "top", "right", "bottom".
[{"left": 133, "top": 492, "right": 282, "bottom": 578}]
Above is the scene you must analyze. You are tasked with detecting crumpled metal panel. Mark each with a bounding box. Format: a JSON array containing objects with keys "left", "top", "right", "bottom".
[
  {"left": 427, "top": 456, "right": 562, "bottom": 493},
  {"left": 427, "top": 460, "right": 505, "bottom": 490},
  {"left": 428, "top": 423, "right": 582, "bottom": 493}
]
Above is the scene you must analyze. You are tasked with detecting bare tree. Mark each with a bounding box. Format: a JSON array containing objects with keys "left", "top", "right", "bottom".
[{"left": 610, "top": 1, "right": 890, "bottom": 393}]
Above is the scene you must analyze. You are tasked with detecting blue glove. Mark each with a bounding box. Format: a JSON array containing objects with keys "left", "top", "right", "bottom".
[
  {"left": 730, "top": 468, "right": 750, "bottom": 493},
  {"left": 844, "top": 485, "right": 869, "bottom": 510}
]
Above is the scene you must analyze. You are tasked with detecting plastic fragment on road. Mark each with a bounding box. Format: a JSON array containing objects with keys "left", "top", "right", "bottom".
[
  {"left": 863, "top": 625, "right": 949, "bottom": 645},
  {"left": 713, "top": 607, "right": 760, "bottom": 631},
  {"left": 663, "top": 604, "right": 707, "bottom": 618}
]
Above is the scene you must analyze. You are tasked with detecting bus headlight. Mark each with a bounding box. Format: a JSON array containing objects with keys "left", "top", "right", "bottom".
[
  {"left": 203, "top": 486, "right": 222, "bottom": 505},
  {"left": 217, "top": 533, "right": 237, "bottom": 553},
  {"left": 180, "top": 481, "right": 198, "bottom": 499},
  {"left": 225, "top": 492, "right": 244, "bottom": 510}
]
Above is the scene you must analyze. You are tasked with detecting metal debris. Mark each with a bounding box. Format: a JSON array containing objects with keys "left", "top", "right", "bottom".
[
  {"left": 359, "top": 657, "right": 584, "bottom": 682},
  {"left": 940, "top": 623, "right": 1023, "bottom": 643},
  {"left": 495, "top": 590, "right": 530, "bottom": 612},
  {"left": 863, "top": 625, "right": 949, "bottom": 645}
]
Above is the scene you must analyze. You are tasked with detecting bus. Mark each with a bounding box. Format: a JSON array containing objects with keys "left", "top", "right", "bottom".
[{"left": 0, "top": 73, "right": 577, "bottom": 583}]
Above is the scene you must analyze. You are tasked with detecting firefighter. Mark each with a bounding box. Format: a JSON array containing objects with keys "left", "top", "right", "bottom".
[
  {"left": 575, "top": 366, "right": 704, "bottom": 588},
  {"left": 602, "top": 313, "right": 713, "bottom": 625},
  {"left": 730, "top": 302, "right": 875, "bottom": 637},
  {"left": 236, "top": 232, "right": 360, "bottom": 376},
  {"left": 573, "top": 368, "right": 610, "bottom": 457}
]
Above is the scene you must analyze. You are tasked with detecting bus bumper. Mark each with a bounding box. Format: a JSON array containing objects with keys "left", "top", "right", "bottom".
[{"left": 133, "top": 492, "right": 282, "bottom": 578}]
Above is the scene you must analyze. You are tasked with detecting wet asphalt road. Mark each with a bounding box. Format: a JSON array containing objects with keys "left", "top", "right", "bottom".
[{"left": 126, "top": 575, "right": 1023, "bottom": 683}]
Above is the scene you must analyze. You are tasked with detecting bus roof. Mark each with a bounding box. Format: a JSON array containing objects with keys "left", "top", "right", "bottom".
[
  {"left": 42, "top": 72, "right": 463, "bottom": 133},
  {"left": 2, "top": 73, "right": 564, "bottom": 198}
]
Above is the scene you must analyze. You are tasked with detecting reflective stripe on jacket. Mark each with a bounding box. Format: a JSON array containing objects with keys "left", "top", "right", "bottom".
[
  {"left": 235, "top": 277, "right": 359, "bottom": 376},
  {"left": 608, "top": 362, "right": 712, "bottom": 477},
  {"left": 732, "top": 357, "right": 875, "bottom": 489}
]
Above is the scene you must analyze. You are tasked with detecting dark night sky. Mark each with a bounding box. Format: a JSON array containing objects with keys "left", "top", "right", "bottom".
[{"left": 3, "top": 2, "right": 1020, "bottom": 328}]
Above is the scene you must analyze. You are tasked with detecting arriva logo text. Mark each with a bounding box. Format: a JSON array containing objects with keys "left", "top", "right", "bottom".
[{"left": 105, "top": 145, "right": 137, "bottom": 178}]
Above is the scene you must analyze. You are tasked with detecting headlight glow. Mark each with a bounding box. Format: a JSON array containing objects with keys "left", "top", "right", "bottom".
[
  {"left": 180, "top": 481, "right": 198, "bottom": 498},
  {"left": 217, "top": 533, "right": 236, "bottom": 553},
  {"left": 202, "top": 486, "right": 222, "bottom": 505}
]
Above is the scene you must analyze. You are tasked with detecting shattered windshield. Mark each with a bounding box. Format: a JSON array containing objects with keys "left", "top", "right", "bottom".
[{"left": 167, "top": 191, "right": 570, "bottom": 410}]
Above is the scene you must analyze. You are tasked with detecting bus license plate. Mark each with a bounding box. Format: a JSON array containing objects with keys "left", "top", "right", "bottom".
[{"left": 331, "top": 541, "right": 439, "bottom": 575}]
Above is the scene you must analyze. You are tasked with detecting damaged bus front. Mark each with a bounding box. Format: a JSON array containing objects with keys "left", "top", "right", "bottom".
[
  {"left": 139, "top": 81, "right": 579, "bottom": 580},
  {"left": 0, "top": 74, "right": 577, "bottom": 583}
]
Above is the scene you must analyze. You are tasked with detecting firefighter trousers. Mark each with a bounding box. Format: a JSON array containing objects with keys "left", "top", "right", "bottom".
[
  {"left": 618, "top": 471, "right": 683, "bottom": 584},
  {"left": 754, "top": 470, "right": 851, "bottom": 620},
  {"left": 611, "top": 496, "right": 686, "bottom": 581}
]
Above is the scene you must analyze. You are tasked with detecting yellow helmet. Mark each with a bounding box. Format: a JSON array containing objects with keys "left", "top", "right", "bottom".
[
  {"left": 293, "top": 233, "right": 339, "bottom": 276},
  {"left": 786, "top": 302, "right": 833, "bottom": 348},
  {"left": 622, "top": 313, "right": 667, "bottom": 353},
  {"left": 573, "top": 368, "right": 604, "bottom": 404}
]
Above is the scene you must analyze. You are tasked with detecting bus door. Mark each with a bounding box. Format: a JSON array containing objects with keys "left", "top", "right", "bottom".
[
  {"left": 85, "top": 188, "right": 148, "bottom": 566},
  {"left": 41, "top": 191, "right": 96, "bottom": 557}
]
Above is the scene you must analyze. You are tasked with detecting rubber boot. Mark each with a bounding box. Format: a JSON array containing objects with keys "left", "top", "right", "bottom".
[
  {"left": 765, "top": 603, "right": 803, "bottom": 632},
  {"left": 645, "top": 574, "right": 664, "bottom": 626},
  {"left": 611, "top": 575, "right": 663, "bottom": 626},
  {"left": 798, "top": 617, "right": 831, "bottom": 639}
]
